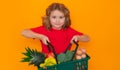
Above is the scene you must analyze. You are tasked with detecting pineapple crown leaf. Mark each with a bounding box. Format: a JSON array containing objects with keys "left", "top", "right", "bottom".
[
  {"left": 21, "top": 57, "right": 31, "bottom": 62},
  {"left": 21, "top": 47, "right": 46, "bottom": 67},
  {"left": 25, "top": 47, "right": 33, "bottom": 54}
]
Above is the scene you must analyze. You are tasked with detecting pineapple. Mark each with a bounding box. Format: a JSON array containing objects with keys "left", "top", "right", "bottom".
[{"left": 21, "top": 47, "right": 45, "bottom": 67}]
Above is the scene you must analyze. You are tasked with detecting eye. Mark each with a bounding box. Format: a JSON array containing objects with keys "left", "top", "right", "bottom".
[
  {"left": 52, "top": 16, "right": 56, "bottom": 19},
  {"left": 59, "top": 16, "right": 64, "bottom": 19}
]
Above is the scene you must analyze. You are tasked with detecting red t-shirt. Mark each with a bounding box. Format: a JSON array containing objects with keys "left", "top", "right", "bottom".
[{"left": 31, "top": 26, "right": 83, "bottom": 54}]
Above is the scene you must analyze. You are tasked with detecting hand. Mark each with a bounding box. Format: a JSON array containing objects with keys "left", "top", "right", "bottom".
[
  {"left": 70, "top": 35, "right": 79, "bottom": 43},
  {"left": 71, "top": 34, "right": 90, "bottom": 43},
  {"left": 39, "top": 34, "right": 50, "bottom": 45}
]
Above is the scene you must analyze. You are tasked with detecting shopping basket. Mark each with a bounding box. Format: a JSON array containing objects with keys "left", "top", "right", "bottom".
[{"left": 38, "top": 41, "right": 90, "bottom": 70}]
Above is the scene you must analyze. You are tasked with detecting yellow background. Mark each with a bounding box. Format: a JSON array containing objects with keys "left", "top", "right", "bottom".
[{"left": 0, "top": 0, "right": 120, "bottom": 70}]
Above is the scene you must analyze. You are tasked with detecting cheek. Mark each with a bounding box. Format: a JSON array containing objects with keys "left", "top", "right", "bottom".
[
  {"left": 59, "top": 19, "right": 65, "bottom": 22},
  {"left": 60, "top": 19, "right": 64, "bottom": 22},
  {"left": 60, "top": 19, "right": 65, "bottom": 23},
  {"left": 50, "top": 19, "right": 56, "bottom": 23}
]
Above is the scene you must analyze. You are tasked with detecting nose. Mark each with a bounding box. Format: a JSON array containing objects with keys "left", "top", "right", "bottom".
[{"left": 56, "top": 18, "right": 60, "bottom": 23}]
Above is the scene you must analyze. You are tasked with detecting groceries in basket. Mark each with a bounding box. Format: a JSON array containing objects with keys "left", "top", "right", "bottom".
[{"left": 21, "top": 41, "right": 88, "bottom": 69}]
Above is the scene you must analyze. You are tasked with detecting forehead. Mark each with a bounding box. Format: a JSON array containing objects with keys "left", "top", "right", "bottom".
[{"left": 50, "top": 10, "right": 64, "bottom": 16}]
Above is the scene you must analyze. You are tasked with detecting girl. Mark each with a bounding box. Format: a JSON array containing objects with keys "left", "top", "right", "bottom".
[{"left": 21, "top": 3, "right": 90, "bottom": 54}]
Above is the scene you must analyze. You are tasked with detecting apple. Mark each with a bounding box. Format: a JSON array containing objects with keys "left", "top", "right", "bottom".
[
  {"left": 75, "top": 55, "right": 82, "bottom": 60},
  {"left": 76, "top": 48, "right": 82, "bottom": 55},
  {"left": 46, "top": 52, "right": 55, "bottom": 58}
]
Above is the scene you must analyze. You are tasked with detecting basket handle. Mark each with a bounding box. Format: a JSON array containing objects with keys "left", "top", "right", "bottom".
[
  {"left": 64, "top": 40, "right": 79, "bottom": 61},
  {"left": 71, "top": 40, "right": 79, "bottom": 60},
  {"left": 46, "top": 41, "right": 58, "bottom": 64},
  {"left": 46, "top": 40, "right": 79, "bottom": 63}
]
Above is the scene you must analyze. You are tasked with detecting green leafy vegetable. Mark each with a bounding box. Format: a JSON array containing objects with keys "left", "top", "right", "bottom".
[{"left": 57, "top": 50, "right": 74, "bottom": 63}]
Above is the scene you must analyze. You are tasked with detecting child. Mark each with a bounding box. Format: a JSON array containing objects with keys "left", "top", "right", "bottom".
[{"left": 21, "top": 3, "right": 90, "bottom": 54}]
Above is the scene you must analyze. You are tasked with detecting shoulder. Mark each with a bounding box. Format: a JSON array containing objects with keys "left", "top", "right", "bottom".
[
  {"left": 31, "top": 26, "right": 46, "bottom": 30},
  {"left": 66, "top": 27, "right": 83, "bottom": 35},
  {"left": 30, "top": 25, "right": 49, "bottom": 33},
  {"left": 65, "top": 27, "right": 76, "bottom": 31}
]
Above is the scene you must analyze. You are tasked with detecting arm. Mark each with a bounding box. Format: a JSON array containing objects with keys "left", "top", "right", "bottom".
[
  {"left": 21, "top": 29, "right": 50, "bottom": 45},
  {"left": 71, "top": 34, "right": 90, "bottom": 43},
  {"left": 77, "top": 34, "right": 90, "bottom": 42},
  {"left": 22, "top": 29, "right": 41, "bottom": 39}
]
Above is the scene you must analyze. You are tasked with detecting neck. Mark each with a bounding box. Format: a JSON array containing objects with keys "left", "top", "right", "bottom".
[{"left": 52, "top": 27, "right": 62, "bottom": 30}]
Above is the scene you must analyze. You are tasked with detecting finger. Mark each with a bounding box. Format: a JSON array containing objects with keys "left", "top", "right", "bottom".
[
  {"left": 74, "top": 38, "right": 78, "bottom": 42},
  {"left": 70, "top": 40, "right": 74, "bottom": 44},
  {"left": 43, "top": 40, "right": 47, "bottom": 45},
  {"left": 45, "top": 38, "right": 50, "bottom": 45},
  {"left": 46, "top": 37, "right": 50, "bottom": 43},
  {"left": 71, "top": 37, "right": 75, "bottom": 44}
]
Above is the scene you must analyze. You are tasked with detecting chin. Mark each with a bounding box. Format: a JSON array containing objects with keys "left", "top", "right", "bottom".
[{"left": 53, "top": 27, "right": 62, "bottom": 30}]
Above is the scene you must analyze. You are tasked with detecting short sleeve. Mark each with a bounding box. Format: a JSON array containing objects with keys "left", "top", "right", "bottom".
[
  {"left": 69, "top": 27, "right": 83, "bottom": 36},
  {"left": 67, "top": 27, "right": 84, "bottom": 42},
  {"left": 30, "top": 26, "right": 46, "bottom": 34}
]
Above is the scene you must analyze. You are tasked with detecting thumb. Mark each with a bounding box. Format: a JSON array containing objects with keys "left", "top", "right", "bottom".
[
  {"left": 46, "top": 38, "right": 50, "bottom": 45},
  {"left": 74, "top": 38, "right": 78, "bottom": 42},
  {"left": 46, "top": 38, "right": 50, "bottom": 43}
]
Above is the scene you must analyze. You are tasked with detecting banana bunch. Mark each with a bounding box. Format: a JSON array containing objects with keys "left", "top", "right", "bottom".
[{"left": 40, "top": 57, "right": 56, "bottom": 68}]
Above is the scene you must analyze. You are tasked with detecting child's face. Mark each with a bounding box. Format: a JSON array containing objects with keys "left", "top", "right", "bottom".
[{"left": 49, "top": 10, "right": 65, "bottom": 30}]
